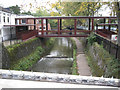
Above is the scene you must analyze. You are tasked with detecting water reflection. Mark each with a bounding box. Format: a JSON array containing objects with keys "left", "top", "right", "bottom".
[{"left": 31, "top": 38, "right": 73, "bottom": 74}]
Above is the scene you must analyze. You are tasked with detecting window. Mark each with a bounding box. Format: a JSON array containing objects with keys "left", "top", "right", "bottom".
[
  {"left": 7, "top": 17, "right": 9, "bottom": 23},
  {"left": 22, "top": 19, "right": 26, "bottom": 24},
  {"left": 39, "top": 27, "right": 45, "bottom": 30},
  {"left": 3, "top": 16, "right": 5, "bottom": 23}
]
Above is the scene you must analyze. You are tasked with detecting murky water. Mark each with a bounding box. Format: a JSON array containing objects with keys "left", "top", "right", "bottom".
[{"left": 31, "top": 38, "right": 73, "bottom": 74}]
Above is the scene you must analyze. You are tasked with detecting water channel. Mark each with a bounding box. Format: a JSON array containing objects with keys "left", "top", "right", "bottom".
[{"left": 31, "top": 37, "right": 73, "bottom": 74}]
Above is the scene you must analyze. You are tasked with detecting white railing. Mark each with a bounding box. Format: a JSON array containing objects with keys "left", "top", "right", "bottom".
[{"left": 0, "top": 69, "right": 119, "bottom": 87}]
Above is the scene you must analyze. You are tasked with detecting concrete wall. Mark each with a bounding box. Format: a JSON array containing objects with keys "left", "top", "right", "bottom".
[
  {"left": 0, "top": 38, "right": 42, "bottom": 69},
  {"left": 2, "top": 26, "right": 16, "bottom": 41},
  {"left": 7, "top": 38, "right": 43, "bottom": 66},
  {"left": 0, "top": 9, "right": 16, "bottom": 40}
]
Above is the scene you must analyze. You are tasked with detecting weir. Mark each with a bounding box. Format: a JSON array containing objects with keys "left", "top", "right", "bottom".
[{"left": 30, "top": 37, "right": 73, "bottom": 74}]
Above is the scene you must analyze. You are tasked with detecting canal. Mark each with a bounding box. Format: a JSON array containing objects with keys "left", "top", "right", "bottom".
[{"left": 31, "top": 37, "right": 73, "bottom": 74}]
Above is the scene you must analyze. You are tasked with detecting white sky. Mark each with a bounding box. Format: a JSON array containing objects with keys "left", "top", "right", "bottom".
[
  {"left": 0, "top": 0, "right": 112, "bottom": 16},
  {"left": 0, "top": 0, "right": 58, "bottom": 13}
]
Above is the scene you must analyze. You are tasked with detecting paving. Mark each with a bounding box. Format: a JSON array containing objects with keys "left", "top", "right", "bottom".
[
  {"left": 0, "top": 79, "right": 117, "bottom": 88},
  {"left": 73, "top": 37, "right": 91, "bottom": 76}
]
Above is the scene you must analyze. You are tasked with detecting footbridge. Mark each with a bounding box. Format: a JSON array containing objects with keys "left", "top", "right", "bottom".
[{"left": 4, "top": 16, "right": 117, "bottom": 40}]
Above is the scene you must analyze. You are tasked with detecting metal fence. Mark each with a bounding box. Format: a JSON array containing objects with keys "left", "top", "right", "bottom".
[{"left": 95, "top": 34, "right": 120, "bottom": 60}]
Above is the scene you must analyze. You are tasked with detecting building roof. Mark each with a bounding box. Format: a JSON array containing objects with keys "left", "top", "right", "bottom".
[
  {"left": 16, "top": 14, "right": 34, "bottom": 18},
  {"left": 0, "top": 6, "right": 12, "bottom": 13}
]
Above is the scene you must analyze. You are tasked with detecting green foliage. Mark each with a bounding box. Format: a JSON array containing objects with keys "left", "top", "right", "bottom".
[
  {"left": 72, "top": 49, "right": 78, "bottom": 75},
  {"left": 86, "top": 51, "right": 104, "bottom": 77},
  {"left": 87, "top": 33, "right": 96, "bottom": 45},
  {"left": 50, "top": 1, "right": 63, "bottom": 16},
  {"left": 48, "top": 20, "right": 58, "bottom": 29},
  {"left": 9, "top": 37, "right": 55, "bottom": 71},
  {"left": 22, "top": 11, "right": 32, "bottom": 15},
  {"left": 32, "top": 9, "right": 50, "bottom": 16},
  {"left": 7, "top": 38, "right": 38, "bottom": 49},
  {"left": 71, "top": 38, "right": 78, "bottom": 75},
  {"left": 10, "top": 46, "right": 45, "bottom": 70},
  {"left": 9, "top": 5, "right": 20, "bottom": 14},
  {"left": 86, "top": 42, "right": 120, "bottom": 79}
]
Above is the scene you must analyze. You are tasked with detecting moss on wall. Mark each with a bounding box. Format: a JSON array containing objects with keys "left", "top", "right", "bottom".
[
  {"left": 82, "top": 34, "right": 120, "bottom": 79},
  {"left": 1, "top": 44, "right": 10, "bottom": 69},
  {"left": 5, "top": 37, "right": 55, "bottom": 70}
]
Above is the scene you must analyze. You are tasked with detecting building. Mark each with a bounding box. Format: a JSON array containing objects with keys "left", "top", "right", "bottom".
[
  {"left": 0, "top": 6, "right": 17, "bottom": 41},
  {"left": 0, "top": 6, "right": 51, "bottom": 41},
  {"left": 15, "top": 17, "right": 51, "bottom": 40}
]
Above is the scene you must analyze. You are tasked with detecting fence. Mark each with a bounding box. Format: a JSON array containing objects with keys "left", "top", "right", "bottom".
[{"left": 95, "top": 33, "right": 120, "bottom": 60}]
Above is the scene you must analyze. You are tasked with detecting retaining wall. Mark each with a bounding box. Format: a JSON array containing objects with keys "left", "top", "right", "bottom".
[{"left": 1, "top": 37, "right": 51, "bottom": 69}]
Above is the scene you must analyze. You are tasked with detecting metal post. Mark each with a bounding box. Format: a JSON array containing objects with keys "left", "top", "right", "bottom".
[
  {"left": 60, "top": 19, "right": 62, "bottom": 34},
  {"left": 58, "top": 19, "right": 60, "bottom": 35},
  {"left": 103, "top": 18, "right": 106, "bottom": 30},
  {"left": 46, "top": 19, "right": 48, "bottom": 35},
  {"left": 96, "top": 24, "right": 98, "bottom": 31},
  {"left": 108, "top": 19, "right": 111, "bottom": 31},
  {"left": 41, "top": 19, "right": 44, "bottom": 35},
  {"left": 92, "top": 18, "right": 94, "bottom": 31},
  {"left": 74, "top": 19, "right": 77, "bottom": 35},
  {"left": 19, "top": 19, "right": 21, "bottom": 24},
  {"left": 88, "top": 18, "right": 91, "bottom": 30},
  {"left": 34, "top": 19, "right": 36, "bottom": 30},
  {"left": 26, "top": 19, "right": 28, "bottom": 24}
]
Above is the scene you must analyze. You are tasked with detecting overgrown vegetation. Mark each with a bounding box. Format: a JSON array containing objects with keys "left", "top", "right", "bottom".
[
  {"left": 85, "top": 34, "right": 120, "bottom": 79},
  {"left": 71, "top": 38, "right": 78, "bottom": 75},
  {"left": 10, "top": 46, "right": 45, "bottom": 70},
  {"left": 86, "top": 33, "right": 96, "bottom": 45},
  {"left": 6, "top": 37, "right": 55, "bottom": 70},
  {"left": 7, "top": 38, "right": 38, "bottom": 51}
]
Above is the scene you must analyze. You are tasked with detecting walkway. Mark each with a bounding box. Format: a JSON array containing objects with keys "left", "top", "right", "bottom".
[
  {"left": 0, "top": 79, "right": 116, "bottom": 88},
  {"left": 73, "top": 37, "right": 91, "bottom": 76}
]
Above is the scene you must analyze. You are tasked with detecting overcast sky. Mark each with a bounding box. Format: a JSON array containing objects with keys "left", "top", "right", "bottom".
[{"left": 0, "top": 0, "right": 112, "bottom": 16}]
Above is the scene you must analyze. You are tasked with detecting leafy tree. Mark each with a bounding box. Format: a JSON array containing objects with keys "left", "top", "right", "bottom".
[
  {"left": 21, "top": 11, "right": 32, "bottom": 15},
  {"left": 9, "top": 5, "right": 20, "bottom": 14},
  {"left": 106, "top": 1, "right": 120, "bottom": 45},
  {"left": 74, "top": 2, "right": 103, "bottom": 16},
  {"left": 50, "top": 1, "right": 63, "bottom": 16},
  {"left": 32, "top": 8, "right": 50, "bottom": 16}
]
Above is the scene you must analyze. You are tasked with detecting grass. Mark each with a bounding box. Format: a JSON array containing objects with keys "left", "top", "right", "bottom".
[
  {"left": 72, "top": 48, "right": 79, "bottom": 75},
  {"left": 70, "top": 38, "right": 79, "bottom": 75}
]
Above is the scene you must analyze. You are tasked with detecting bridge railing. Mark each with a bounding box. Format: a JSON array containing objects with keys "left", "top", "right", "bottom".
[{"left": 15, "top": 16, "right": 117, "bottom": 37}]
